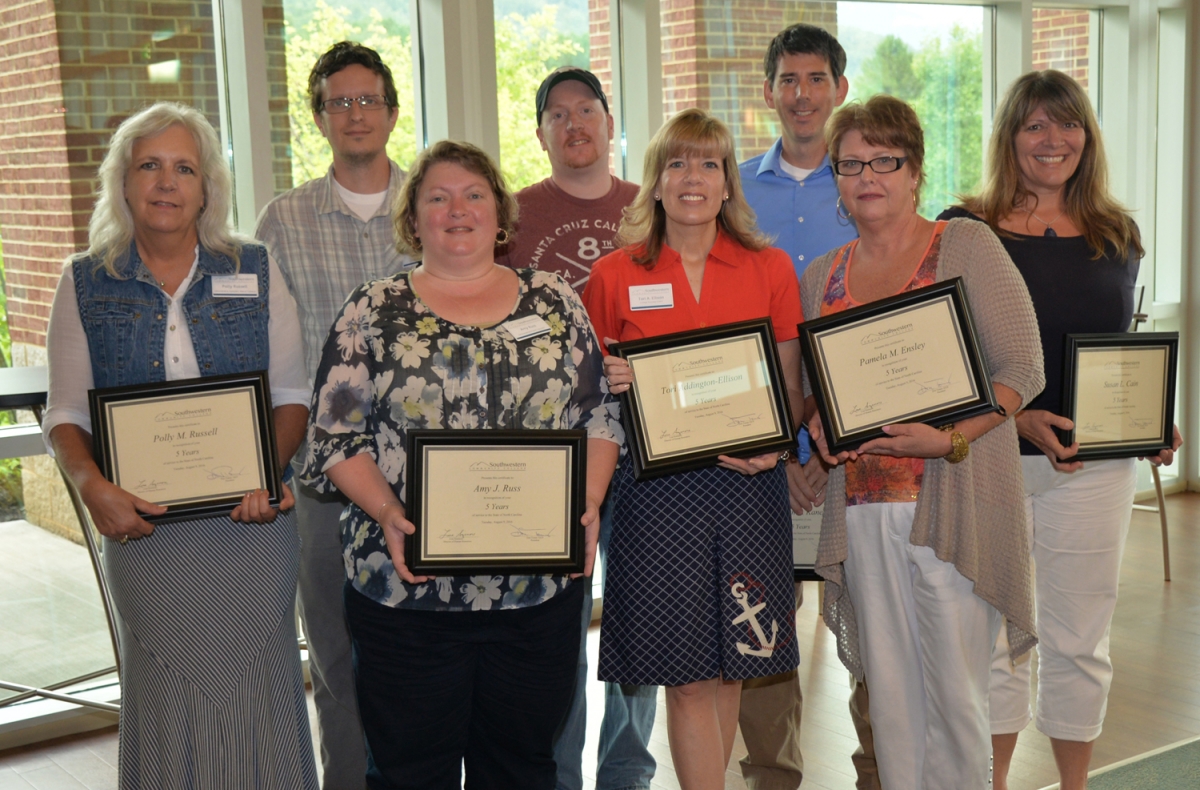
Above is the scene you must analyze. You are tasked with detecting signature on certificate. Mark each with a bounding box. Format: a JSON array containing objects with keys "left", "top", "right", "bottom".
[
  {"left": 1129, "top": 417, "right": 1155, "bottom": 430},
  {"left": 850, "top": 401, "right": 882, "bottom": 417},
  {"left": 206, "top": 466, "right": 246, "bottom": 483},
  {"left": 1081, "top": 422, "right": 1106, "bottom": 434},
  {"left": 511, "top": 527, "right": 555, "bottom": 541},
  {"left": 658, "top": 427, "right": 693, "bottom": 442},
  {"left": 720, "top": 412, "right": 763, "bottom": 428},
  {"left": 438, "top": 529, "right": 475, "bottom": 544},
  {"left": 133, "top": 479, "right": 168, "bottom": 494},
  {"left": 917, "top": 376, "right": 952, "bottom": 395}
]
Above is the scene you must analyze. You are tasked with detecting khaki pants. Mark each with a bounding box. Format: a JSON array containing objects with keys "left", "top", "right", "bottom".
[{"left": 737, "top": 583, "right": 880, "bottom": 790}]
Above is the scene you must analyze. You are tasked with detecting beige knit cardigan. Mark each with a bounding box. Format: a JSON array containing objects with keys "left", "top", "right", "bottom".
[{"left": 800, "top": 217, "right": 1045, "bottom": 679}]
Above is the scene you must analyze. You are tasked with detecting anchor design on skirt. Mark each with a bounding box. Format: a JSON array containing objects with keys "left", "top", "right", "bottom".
[{"left": 731, "top": 581, "right": 779, "bottom": 657}]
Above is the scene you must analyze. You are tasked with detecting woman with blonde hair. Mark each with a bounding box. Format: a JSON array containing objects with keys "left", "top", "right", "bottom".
[
  {"left": 801, "top": 94, "right": 1043, "bottom": 788},
  {"left": 44, "top": 102, "right": 315, "bottom": 787},
  {"left": 583, "top": 108, "right": 803, "bottom": 789},
  {"left": 940, "top": 69, "right": 1180, "bottom": 790}
]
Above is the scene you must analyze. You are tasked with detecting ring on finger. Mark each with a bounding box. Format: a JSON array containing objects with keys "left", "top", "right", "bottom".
[{"left": 119, "top": 535, "right": 129, "bottom": 545}]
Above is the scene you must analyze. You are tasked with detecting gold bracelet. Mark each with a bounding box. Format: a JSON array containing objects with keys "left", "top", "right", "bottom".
[{"left": 944, "top": 431, "right": 969, "bottom": 464}]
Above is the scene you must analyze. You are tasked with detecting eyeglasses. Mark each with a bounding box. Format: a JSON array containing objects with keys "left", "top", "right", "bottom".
[
  {"left": 832, "top": 156, "right": 908, "bottom": 177},
  {"left": 321, "top": 95, "right": 388, "bottom": 114}
]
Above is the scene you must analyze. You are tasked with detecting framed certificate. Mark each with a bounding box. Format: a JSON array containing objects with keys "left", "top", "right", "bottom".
[
  {"left": 89, "top": 371, "right": 281, "bottom": 523},
  {"left": 799, "top": 278, "right": 998, "bottom": 454},
  {"left": 792, "top": 504, "right": 822, "bottom": 582},
  {"left": 1060, "top": 332, "right": 1178, "bottom": 461},
  {"left": 611, "top": 319, "right": 796, "bottom": 480},
  {"left": 404, "top": 430, "right": 587, "bottom": 575}
]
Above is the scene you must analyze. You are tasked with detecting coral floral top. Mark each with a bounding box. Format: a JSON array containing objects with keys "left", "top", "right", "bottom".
[{"left": 820, "top": 221, "right": 948, "bottom": 505}]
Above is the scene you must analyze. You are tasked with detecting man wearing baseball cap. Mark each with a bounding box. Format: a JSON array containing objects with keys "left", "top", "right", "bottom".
[
  {"left": 497, "top": 67, "right": 652, "bottom": 790},
  {"left": 496, "top": 66, "right": 638, "bottom": 292}
]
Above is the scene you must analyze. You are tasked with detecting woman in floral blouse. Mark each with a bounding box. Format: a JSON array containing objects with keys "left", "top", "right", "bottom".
[{"left": 300, "top": 140, "right": 622, "bottom": 789}]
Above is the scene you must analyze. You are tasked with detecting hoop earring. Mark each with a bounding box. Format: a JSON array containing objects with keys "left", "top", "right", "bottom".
[
  {"left": 836, "top": 196, "right": 852, "bottom": 221},
  {"left": 495, "top": 229, "right": 511, "bottom": 246},
  {"left": 912, "top": 190, "right": 919, "bottom": 209}
]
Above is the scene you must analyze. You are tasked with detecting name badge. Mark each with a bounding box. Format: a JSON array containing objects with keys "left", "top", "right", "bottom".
[
  {"left": 502, "top": 314, "right": 553, "bottom": 340},
  {"left": 629, "top": 283, "right": 674, "bottom": 311},
  {"left": 210, "top": 274, "right": 259, "bottom": 297}
]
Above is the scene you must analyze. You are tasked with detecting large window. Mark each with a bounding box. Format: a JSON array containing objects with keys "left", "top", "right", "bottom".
[
  {"left": 0, "top": 0, "right": 229, "bottom": 710},
  {"left": 838, "top": 2, "right": 986, "bottom": 217},
  {"left": 275, "top": 0, "right": 418, "bottom": 193},
  {"left": 493, "top": 0, "right": 604, "bottom": 189}
]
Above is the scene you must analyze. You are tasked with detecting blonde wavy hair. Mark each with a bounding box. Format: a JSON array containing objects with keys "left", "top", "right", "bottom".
[
  {"left": 955, "top": 70, "right": 1142, "bottom": 260},
  {"left": 80, "top": 102, "right": 241, "bottom": 275},
  {"left": 617, "top": 108, "right": 770, "bottom": 265}
]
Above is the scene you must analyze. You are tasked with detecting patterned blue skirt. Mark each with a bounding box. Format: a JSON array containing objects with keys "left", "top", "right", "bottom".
[{"left": 597, "top": 460, "right": 799, "bottom": 685}]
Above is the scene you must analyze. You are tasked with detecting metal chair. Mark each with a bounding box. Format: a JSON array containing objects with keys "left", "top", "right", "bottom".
[
  {"left": 0, "top": 366, "right": 120, "bottom": 713},
  {"left": 1130, "top": 293, "right": 1171, "bottom": 582}
]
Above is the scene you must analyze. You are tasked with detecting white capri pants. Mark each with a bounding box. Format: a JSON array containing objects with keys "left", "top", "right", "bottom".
[
  {"left": 990, "top": 456, "right": 1136, "bottom": 742},
  {"left": 845, "top": 502, "right": 1002, "bottom": 790}
]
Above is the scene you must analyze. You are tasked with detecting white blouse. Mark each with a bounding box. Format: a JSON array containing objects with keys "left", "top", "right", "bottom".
[{"left": 43, "top": 249, "right": 310, "bottom": 450}]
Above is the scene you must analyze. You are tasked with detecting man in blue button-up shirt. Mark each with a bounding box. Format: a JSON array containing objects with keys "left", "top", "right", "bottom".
[{"left": 736, "top": 23, "right": 880, "bottom": 790}]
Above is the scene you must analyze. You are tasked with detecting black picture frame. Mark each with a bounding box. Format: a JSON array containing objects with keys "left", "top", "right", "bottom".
[
  {"left": 405, "top": 429, "right": 587, "bottom": 575},
  {"left": 799, "top": 278, "right": 998, "bottom": 454},
  {"left": 1059, "top": 332, "right": 1178, "bottom": 461},
  {"left": 88, "top": 370, "right": 280, "bottom": 524},
  {"left": 611, "top": 318, "right": 796, "bottom": 480}
]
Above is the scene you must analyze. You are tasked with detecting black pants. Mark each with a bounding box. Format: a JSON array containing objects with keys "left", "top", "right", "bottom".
[{"left": 345, "top": 582, "right": 584, "bottom": 790}]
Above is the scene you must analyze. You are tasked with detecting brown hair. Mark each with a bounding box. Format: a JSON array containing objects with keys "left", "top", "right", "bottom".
[
  {"left": 826, "top": 94, "right": 926, "bottom": 206},
  {"left": 617, "top": 108, "right": 770, "bottom": 265},
  {"left": 308, "top": 41, "right": 398, "bottom": 115},
  {"left": 392, "top": 140, "right": 518, "bottom": 256},
  {"left": 954, "top": 69, "right": 1142, "bottom": 260}
]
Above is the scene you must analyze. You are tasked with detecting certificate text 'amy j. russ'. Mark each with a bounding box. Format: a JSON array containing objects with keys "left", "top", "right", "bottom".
[{"left": 419, "top": 445, "right": 573, "bottom": 562}]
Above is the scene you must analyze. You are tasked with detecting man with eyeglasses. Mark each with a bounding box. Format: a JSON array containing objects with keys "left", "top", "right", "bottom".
[
  {"left": 255, "top": 40, "right": 412, "bottom": 790},
  {"left": 736, "top": 24, "right": 881, "bottom": 790},
  {"left": 495, "top": 67, "right": 650, "bottom": 790}
]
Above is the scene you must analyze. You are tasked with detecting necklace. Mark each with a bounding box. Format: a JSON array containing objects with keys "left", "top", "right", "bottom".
[{"left": 1027, "top": 208, "right": 1064, "bottom": 237}]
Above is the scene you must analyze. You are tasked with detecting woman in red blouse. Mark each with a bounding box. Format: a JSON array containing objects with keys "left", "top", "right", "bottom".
[{"left": 582, "top": 108, "right": 803, "bottom": 789}]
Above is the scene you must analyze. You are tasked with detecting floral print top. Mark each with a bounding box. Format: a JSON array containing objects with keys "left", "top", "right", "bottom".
[
  {"left": 820, "top": 221, "right": 946, "bottom": 505},
  {"left": 300, "top": 267, "right": 623, "bottom": 611}
]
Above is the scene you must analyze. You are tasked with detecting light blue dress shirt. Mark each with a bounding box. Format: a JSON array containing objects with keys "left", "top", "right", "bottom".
[
  {"left": 740, "top": 138, "right": 859, "bottom": 280},
  {"left": 740, "top": 138, "right": 860, "bottom": 461}
]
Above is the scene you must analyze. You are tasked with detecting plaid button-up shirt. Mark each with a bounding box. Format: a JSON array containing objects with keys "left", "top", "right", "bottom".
[{"left": 255, "top": 160, "right": 415, "bottom": 383}]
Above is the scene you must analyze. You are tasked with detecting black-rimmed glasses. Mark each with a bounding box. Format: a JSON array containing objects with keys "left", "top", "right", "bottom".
[
  {"left": 832, "top": 156, "right": 908, "bottom": 177},
  {"left": 321, "top": 95, "right": 388, "bottom": 114}
]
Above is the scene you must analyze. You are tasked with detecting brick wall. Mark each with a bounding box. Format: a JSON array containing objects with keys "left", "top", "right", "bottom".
[
  {"left": 1031, "top": 8, "right": 1091, "bottom": 88},
  {"left": 0, "top": 0, "right": 288, "bottom": 537},
  {"left": 588, "top": 1, "right": 837, "bottom": 163},
  {"left": 0, "top": 0, "right": 72, "bottom": 354}
]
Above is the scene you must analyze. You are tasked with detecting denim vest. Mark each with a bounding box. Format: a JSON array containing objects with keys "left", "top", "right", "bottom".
[{"left": 74, "top": 242, "right": 270, "bottom": 389}]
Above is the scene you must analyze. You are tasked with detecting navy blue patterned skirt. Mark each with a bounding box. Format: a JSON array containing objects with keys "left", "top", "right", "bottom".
[{"left": 597, "top": 460, "right": 799, "bottom": 685}]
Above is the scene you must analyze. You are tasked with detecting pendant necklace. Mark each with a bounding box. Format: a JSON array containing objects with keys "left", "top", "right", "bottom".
[{"left": 1028, "top": 209, "right": 1064, "bottom": 237}]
